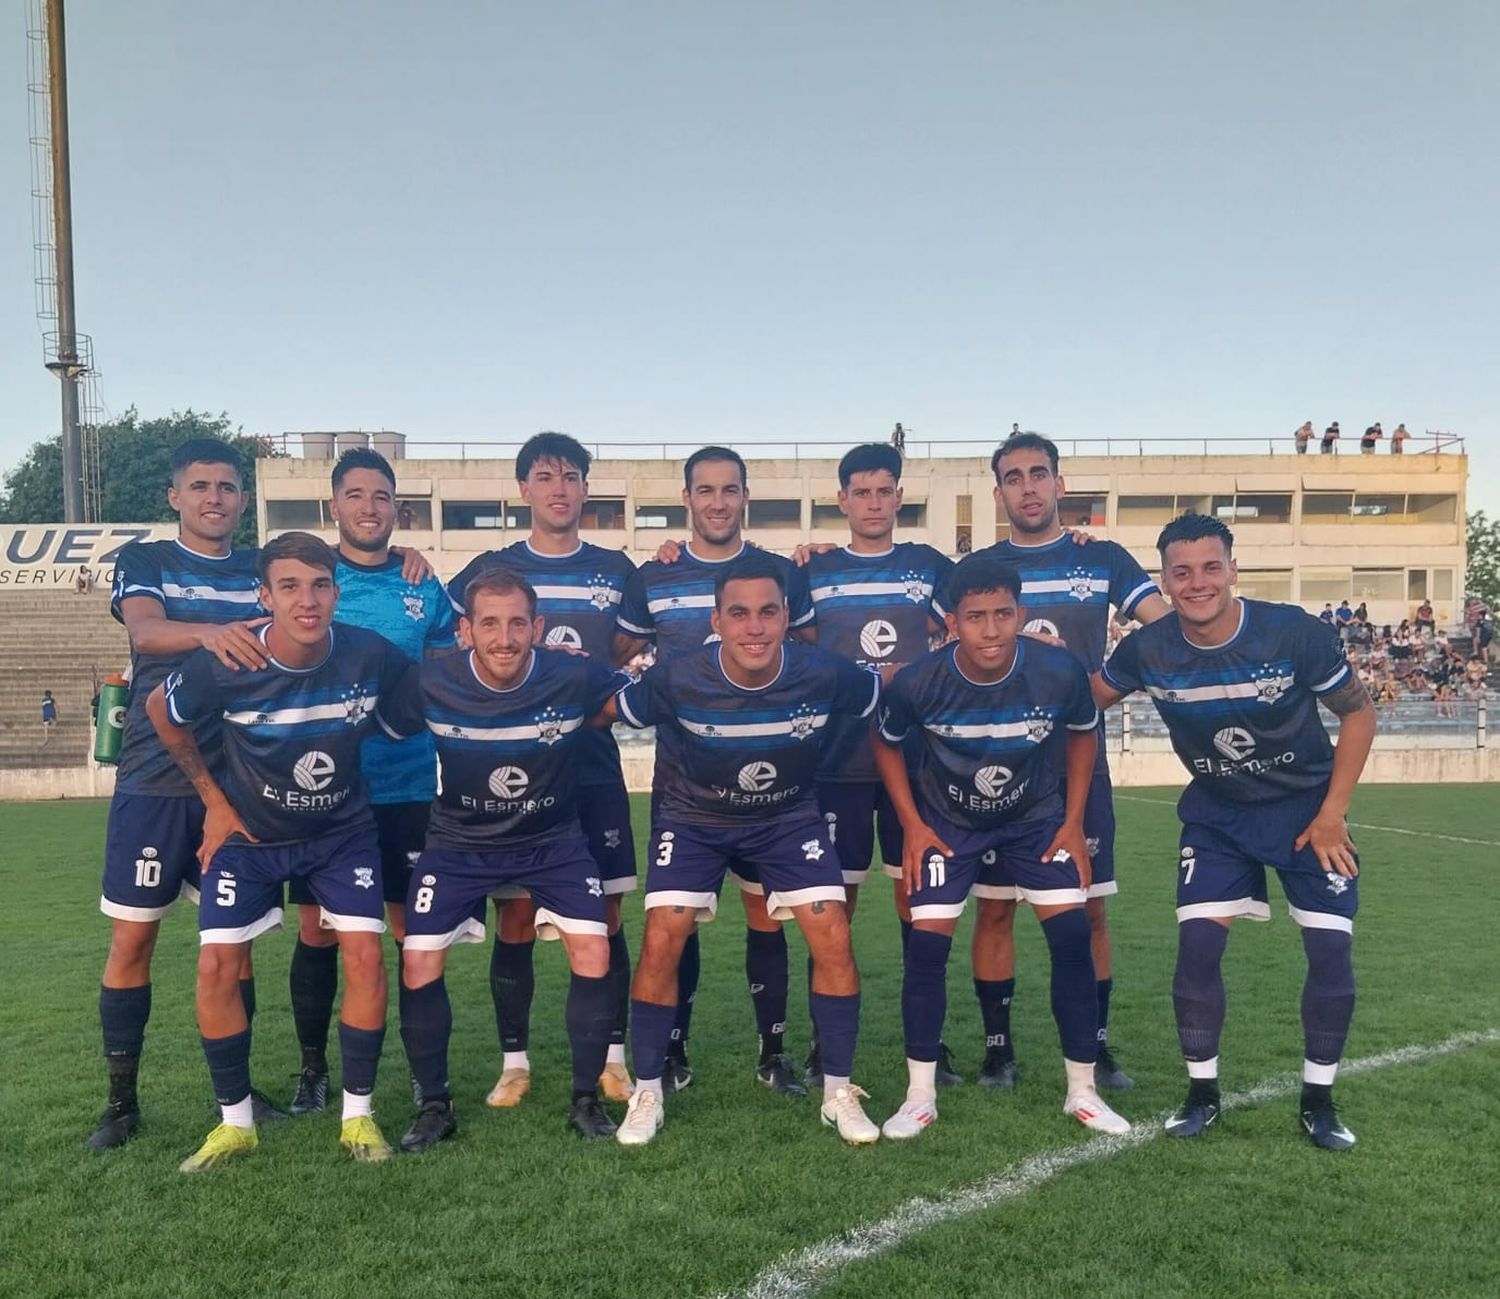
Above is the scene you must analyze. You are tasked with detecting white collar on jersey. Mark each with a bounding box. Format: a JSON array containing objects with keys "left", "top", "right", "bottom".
[
  {"left": 715, "top": 643, "right": 787, "bottom": 692},
  {"left": 260, "top": 623, "right": 336, "bottom": 674},
  {"left": 468, "top": 648, "right": 537, "bottom": 693}
]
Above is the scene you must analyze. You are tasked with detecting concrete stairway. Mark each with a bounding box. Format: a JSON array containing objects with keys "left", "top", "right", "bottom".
[{"left": 0, "top": 591, "right": 131, "bottom": 769}]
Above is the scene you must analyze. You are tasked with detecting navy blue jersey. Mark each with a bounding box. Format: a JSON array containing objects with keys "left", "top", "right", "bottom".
[
  {"left": 446, "top": 540, "right": 635, "bottom": 786},
  {"left": 1100, "top": 599, "right": 1353, "bottom": 803},
  {"left": 953, "top": 534, "right": 1158, "bottom": 673},
  {"left": 111, "top": 539, "right": 263, "bottom": 796},
  {"left": 381, "top": 648, "right": 623, "bottom": 849},
  {"left": 617, "top": 544, "right": 815, "bottom": 660},
  {"left": 805, "top": 542, "right": 952, "bottom": 783},
  {"left": 335, "top": 554, "right": 456, "bottom": 805},
  {"left": 616, "top": 642, "right": 879, "bottom": 825},
  {"left": 163, "top": 623, "right": 413, "bottom": 844},
  {"left": 878, "top": 640, "right": 1098, "bottom": 829}
]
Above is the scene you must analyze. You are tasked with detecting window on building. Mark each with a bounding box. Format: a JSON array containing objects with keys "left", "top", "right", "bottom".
[
  {"left": 1061, "top": 494, "right": 1107, "bottom": 528},
  {"left": 1352, "top": 569, "right": 1404, "bottom": 602},
  {"left": 897, "top": 503, "right": 926, "bottom": 528},
  {"left": 442, "top": 501, "right": 504, "bottom": 530},
  {"left": 1350, "top": 493, "right": 1405, "bottom": 519},
  {"left": 1236, "top": 570, "right": 1293, "bottom": 602},
  {"left": 266, "top": 500, "right": 326, "bottom": 529},
  {"left": 634, "top": 505, "right": 687, "bottom": 530},
  {"left": 1301, "top": 568, "right": 1352, "bottom": 605},
  {"left": 810, "top": 503, "right": 845, "bottom": 528},
  {"left": 1406, "top": 494, "right": 1458, "bottom": 524},
  {"left": 1408, "top": 570, "right": 1428, "bottom": 601},
  {"left": 1302, "top": 492, "right": 1354, "bottom": 520},
  {"left": 1212, "top": 494, "right": 1291, "bottom": 523},
  {"left": 1434, "top": 569, "right": 1454, "bottom": 601},
  {"left": 956, "top": 494, "right": 973, "bottom": 554},
  {"left": 1118, "top": 495, "right": 1175, "bottom": 526},
  {"left": 580, "top": 499, "right": 626, "bottom": 530},
  {"left": 747, "top": 499, "right": 802, "bottom": 528},
  {"left": 395, "top": 499, "right": 432, "bottom": 530},
  {"left": 994, "top": 522, "right": 1010, "bottom": 544}
]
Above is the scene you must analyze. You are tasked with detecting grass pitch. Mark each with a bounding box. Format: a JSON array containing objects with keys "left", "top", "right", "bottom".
[{"left": 2, "top": 786, "right": 1498, "bottom": 1298}]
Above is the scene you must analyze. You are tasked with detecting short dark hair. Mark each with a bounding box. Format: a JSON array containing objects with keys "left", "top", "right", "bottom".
[
  {"left": 714, "top": 552, "right": 786, "bottom": 607},
  {"left": 838, "top": 443, "right": 903, "bottom": 488},
  {"left": 943, "top": 554, "right": 1023, "bottom": 609},
  {"left": 259, "top": 531, "right": 338, "bottom": 584},
  {"left": 516, "top": 431, "right": 591, "bottom": 483},
  {"left": 171, "top": 438, "right": 243, "bottom": 482},
  {"left": 684, "top": 445, "right": 746, "bottom": 491},
  {"left": 462, "top": 567, "right": 538, "bottom": 619},
  {"left": 1156, "top": 511, "right": 1234, "bottom": 559},
  {"left": 990, "top": 432, "right": 1059, "bottom": 481},
  {"left": 331, "top": 446, "right": 396, "bottom": 493}
]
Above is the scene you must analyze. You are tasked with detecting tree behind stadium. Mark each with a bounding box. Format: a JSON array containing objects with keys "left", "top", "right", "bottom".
[
  {"left": 1468, "top": 510, "right": 1500, "bottom": 608},
  {"left": 0, "top": 409, "right": 277, "bottom": 548}
]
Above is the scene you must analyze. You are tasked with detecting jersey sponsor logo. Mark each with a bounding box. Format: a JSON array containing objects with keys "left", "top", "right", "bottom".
[
  {"left": 1024, "top": 617, "right": 1060, "bottom": 638},
  {"left": 859, "top": 619, "right": 899, "bottom": 659},
  {"left": 545, "top": 625, "right": 583, "bottom": 650},
  {"left": 488, "top": 766, "right": 529, "bottom": 799},
  {"left": 974, "top": 765, "right": 1013, "bottom": 798},
  {"left": 293, "top": 750, "right": 337, "bottom": 791},
  {"left": 403, "top": 593, "right": 426, "bottom": 622},
  {"left": 1212, "top": 727, "right": 1256, "bottom": 761},
  {"left": 737, "top": 761, "right": 778, "bottom": 793},
  {"left": 353, "top": 866, "right": 375, "bottom": 890}
]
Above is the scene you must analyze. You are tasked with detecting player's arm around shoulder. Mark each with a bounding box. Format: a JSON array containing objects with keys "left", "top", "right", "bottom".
[{"left": 116, "top": 586, "right": 270, "bottom": 671}]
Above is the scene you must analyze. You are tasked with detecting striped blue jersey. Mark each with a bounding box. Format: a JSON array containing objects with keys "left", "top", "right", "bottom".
[
  {"left": 617, "top": 544, "right": 814, "bottom": 661},
  {"left": 878, "top": 640, "right": 1098, "bottom": 829},
  {"left": 446, "top": 540, "right": 635, "bottom": 786},
  {"left": 616, "top": 642, "right": 879, "bottom": 826},
  {"left": 955, "top": 534, "right": 1158, "bottom": 673},
  {"left": 805, "top": 542, "right": 952, "bottom": 783},
  {"left": 163, "top": 623, "right": 413, "bottom": 844},
  {"left": 334, "top": 554, "right": 456, "bottom": 805},
  {"left": 381, "top": 648, "right": 622, "bottom": 849},
  {"left": 111, "top": 539, "right": 263, "bottom": 796},
  {"left": 1100, "top": 599, "right": 1352, "bottom": 803}
]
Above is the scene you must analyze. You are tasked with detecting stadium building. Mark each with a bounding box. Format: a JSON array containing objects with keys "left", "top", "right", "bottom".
[{"left": 256, "top": 432, "right": 1469, "bottom": 630}]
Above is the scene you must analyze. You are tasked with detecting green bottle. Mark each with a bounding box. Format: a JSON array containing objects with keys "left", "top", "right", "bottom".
[{"left": 94, "top": 674, "right": 130, "bottom": 765}]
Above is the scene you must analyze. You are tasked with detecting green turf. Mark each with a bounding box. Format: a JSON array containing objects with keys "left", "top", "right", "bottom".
[{"left": 2, "top": 786, "right": 1497, "bottom": 1298}]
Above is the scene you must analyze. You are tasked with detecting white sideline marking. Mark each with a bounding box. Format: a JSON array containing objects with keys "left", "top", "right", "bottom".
[
  {"left": 1113, "top": 793, "right": 1500, "bottom": 848},
  {"left": 716, "top": 1029, "right": 1500, "bottom": 1299}
]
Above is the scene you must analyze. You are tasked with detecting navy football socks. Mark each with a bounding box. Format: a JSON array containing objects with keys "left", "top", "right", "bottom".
[
  {"left": 399, "top": 977, "right": 453, "bottom": 1104},
  {"left": 289, "top": 940, "right": 339, "bottom": 1071},
  {"left": 1173, "top": 918, "right": 1230, "bottom": 1067},
  {"left": 1040, "top": 909, "right": 1098, "bottom": 1063},
  {"left": 809, "top": 991, "right": 860, "bottom": 1080},
  {"left": 901, "top": 929, "right": 952, "bottom": 1062},
  {"left": 607, "top": 929, "right": 631, "bottom": 1046},
  {"left": 202, "top": 1029, "right": 252, "bottom": 1108},
  {"left": 490, "top": 937, "right": 535, "bottom": 1053},
  {"left": 1301, "top": 927, "right": 1356, "bottom": 1070},
  {"left": 745, "top": 927, "right": 790, "bottom": 1059},
  {"left": 974, "top": 977, "right": 1015, "bottom": 1059},
  {"left": 670, "top": 932, "right": 700, "bottom": 1057},
  {"left": 566, "top": 972, "right": 615, "bottom": 1097},
  {"left": 630, "top": 998, "right": 678, "bottom": 1083},
  {"left": 338, "top": 1022, "right": 386, "bottom": 1098}
]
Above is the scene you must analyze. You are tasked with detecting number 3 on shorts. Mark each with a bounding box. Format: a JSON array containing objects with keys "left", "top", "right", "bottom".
[{"left": 655, "top": 831, "right": 675, "bottom": 868}]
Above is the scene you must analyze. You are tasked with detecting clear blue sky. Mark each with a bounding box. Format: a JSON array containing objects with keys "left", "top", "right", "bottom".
[{"left": 3, "top": 1, "right": 1496, "bottom": 508}]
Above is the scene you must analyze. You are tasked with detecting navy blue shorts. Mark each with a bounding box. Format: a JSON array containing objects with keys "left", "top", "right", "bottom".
[
  {"left": 101, "top": 793, "right": 206, "bottom": 921},
  {"left": 490, "top": 780, "right": 637, "bottom": 902},
  {"left": 1074, "top": 765, "right": 1117, "bottom": 898},
  {"left": 287, "top": 801, "right": 429, "bottom": 907},
  {"left": 1175, "top": 784, "right": 1359, "bottom": 933},
  {"left": 914, "top": 810, "right": 1086, "bottom": 919},
  {"left": 817, "top": 781, "right": 903, "bottom": 884},
  {"left": 645, "top": 813, "right": 845, "bottom": 923},
  {"left": 405, "top": 831, "right": 609, "bottom": 949},
  {"left": 200, "top": 825, "right": 384, "bottom": 945}
]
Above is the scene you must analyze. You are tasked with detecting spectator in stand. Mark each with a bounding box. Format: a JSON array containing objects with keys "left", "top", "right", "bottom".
[
  {"left": 1319, "top": 603, "right": 1335, "bottom": 625},
  {"left": 1464, "top": 657, "right": 1490, "bottom": 697},
  {"left": 1414, "top": 599, "right": 1436, "bottom": 635},
  {"left": 1348, "top": 615, "right": 1372, "bottom": 650},
  {"left": 1320, "top": 421, "right": 1340, "bottom": 453},
  {"left": 1479, "top": 613, "right": 1495, "bottom": 665},
  {"left": 1294, "top": 421, "right": 1314, "bottom": 454},
  {"left": 1390, "top": 620, "right": 1414, "bottom": 664},
  {"left": 1360, "top": 423, "right": 1383, "bottom": 454},
  {"left": 1391, "top": 423, "right": 1410, "bottom": 454},
  {"left": 1466, "top": 597, "right": 1492, "bottom": 657},
  {"left": 1335, "top": 601, "right": 1354, "bottom": 635},
  {"left": 41, "top": 691, "right": 57, "bottom": 746},
  {"left": 75, "top": 564, "right": 96, "bottom": 594},
  {"left": 891, "top": 422, "right": 907, "bottom": 456},
  {"left": 1354, "top": 601, "right": 1368, "bottom": 623}
]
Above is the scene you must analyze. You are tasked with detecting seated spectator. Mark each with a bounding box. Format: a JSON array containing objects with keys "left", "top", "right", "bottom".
[
  {"left": 1390, "top": 620, "right": 1414, "bottom": 661},
  {"left": 1335, "top": 600, "right": 1354, "bottom": 629},
  {"left": 1319, "top": 603, "right": 1335, "bottom": 624},
  {"left": 1354, "top": 601, "right": 1369, "bottom": 623},
  {"left": 1414, "top": 599, "right": 1435, "bottom": 634}
]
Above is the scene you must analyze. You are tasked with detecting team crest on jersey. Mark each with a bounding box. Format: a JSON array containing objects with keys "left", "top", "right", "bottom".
[
  {"left": 342, "top": 692, "right": 375, "bottom": 725},
  {"left": 353, "top": 866, "right": 375, "bottom": 890},
  {"left": 1253, "top": 671, "right": 1295, "bottom": 704},
  {"left": 802, "top": 839, "right": 825, "bottom": 861},
  {"left": 903, "top": 573, "right": 929, "bottom": 604},
  {"left": 586, "top": 876, "right": 604, "bottom": 898},
  {"left": 787, "top": 704, "right": 819, "bottom": 740},
  {"left": 589, "top": 578, "right": 615, "bottom": 611},
  {"left": 603, "top": 829, "right": 622, "bottom": 850},
  {"left": 1024, "top": 711, "right": 1054, "bottom": 742},
  {"left": 535, "top": 707, "right": 566, "bottom": 745},
  {"left": 403, "top": 593, "right": 425, "bottom": 622},
  {"left": 1068, "top": 570, "right": 1095, "bottom": 602}
]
